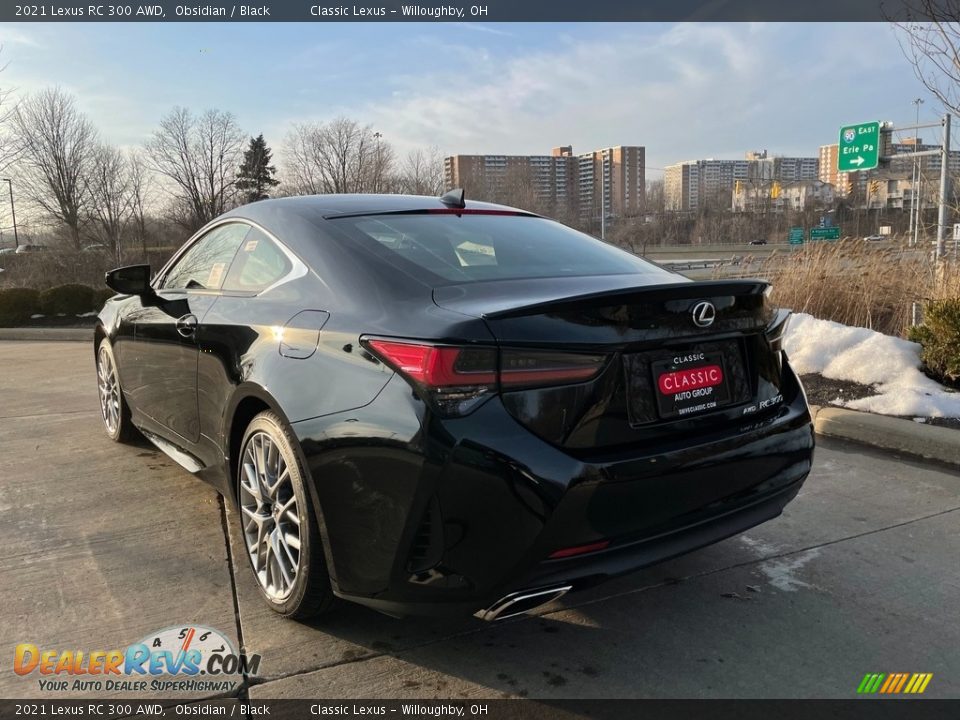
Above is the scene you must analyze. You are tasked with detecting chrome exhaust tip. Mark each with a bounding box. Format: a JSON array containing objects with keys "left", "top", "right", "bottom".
[{"left": 474, "top": 585, "right": 572, "bottom": 622}]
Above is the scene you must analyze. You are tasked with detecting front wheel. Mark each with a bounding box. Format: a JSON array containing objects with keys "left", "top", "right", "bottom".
[
  {"left": 238, "top": 411, "right": 335, "bottom": 619},
  {"left": 96, "top": 339, "right": 136, "bottom": 443}
]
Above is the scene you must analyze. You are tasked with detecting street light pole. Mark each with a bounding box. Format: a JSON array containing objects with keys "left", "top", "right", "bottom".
[
  {"left": 909, "top": 98, "right": 923, "bottom": 245},
  {"left": 2, "top": 178, "right": 19, "bottom": 249},
  {"left": 372, "top": 131, "right": 383, "bottom": 193},
  {"left": 936, "top": 113, "right": 951, "bottom": 261}
]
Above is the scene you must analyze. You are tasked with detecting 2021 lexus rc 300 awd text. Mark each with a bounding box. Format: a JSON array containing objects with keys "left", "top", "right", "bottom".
[{"left": 95, "top": 191, "right": 814, "bottom": 621}]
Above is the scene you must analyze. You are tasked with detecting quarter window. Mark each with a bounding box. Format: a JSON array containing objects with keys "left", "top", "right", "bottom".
[
  {"left": 222, "top": 228, "right": 293, "bottom": 293},
  {"left": 161, "top": 223, "right": 249, "bottom": 291}
]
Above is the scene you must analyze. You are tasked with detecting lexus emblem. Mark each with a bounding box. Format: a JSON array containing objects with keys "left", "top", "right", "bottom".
[{"left": 691, "top": 301, "right": 716, "bottom": 328}]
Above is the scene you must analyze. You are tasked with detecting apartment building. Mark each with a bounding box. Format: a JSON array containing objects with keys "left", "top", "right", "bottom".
[
  {"left": 665, "top": 151, "right": 818, "bottom": 211},
  {"left": 444, "top": 144, "right": 645, "bottom": 219},
  {"left": 733, "top": 178, "right": 836, "bottom": 213},
  {"left": 664, "top": 159, "right": 749, "bottom": 211},
  {"left": 818, "top": 144, "right": 852, "bottom": 195}
]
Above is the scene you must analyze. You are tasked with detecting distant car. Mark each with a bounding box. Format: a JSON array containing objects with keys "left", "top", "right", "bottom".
[
  {"left": 15, "top": 244, "right": 48, "bottom": 254},
  {"left": 749, "top": 239, "right": 768, "bottom": 246},
  {"left": 863, "top": 235, "right": 884, "bottom": 242},
  {"left": 0, "top": 247, "right": 16, "bottom": 255},
  {"left": 94, "top": 191, "right": 814, "bottom": 622}
]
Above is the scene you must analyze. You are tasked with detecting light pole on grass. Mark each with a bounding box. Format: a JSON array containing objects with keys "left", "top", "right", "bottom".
[
  {"left": 909, "top": 98, "right": 923, "bottom": 246},
  {"left": 1, "top": 178, "right": 18, "bottom": 249}
]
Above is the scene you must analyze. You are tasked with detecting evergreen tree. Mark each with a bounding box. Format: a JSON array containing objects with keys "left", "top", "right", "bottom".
[{"left": 236, "top": 134, "right": 280, "bottom": 203}]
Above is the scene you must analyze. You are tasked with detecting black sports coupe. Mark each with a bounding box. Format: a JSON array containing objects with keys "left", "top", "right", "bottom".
[{"left": 95, "top": 191, "right": 813, "bottom": 621}]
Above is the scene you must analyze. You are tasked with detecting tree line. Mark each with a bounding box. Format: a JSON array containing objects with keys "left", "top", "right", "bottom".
[{"left": 0, "top": 86, "right": 446, "bottom": 259}]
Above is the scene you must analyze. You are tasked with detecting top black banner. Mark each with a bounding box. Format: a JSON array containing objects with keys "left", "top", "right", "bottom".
[{"left": 3, "top": 0, "right": 957, "bottom": 22}]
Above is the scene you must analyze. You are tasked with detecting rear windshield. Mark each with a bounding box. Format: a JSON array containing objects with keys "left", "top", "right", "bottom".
[{"left": 330, "top": 213, "right": 658, "bottom": 284}]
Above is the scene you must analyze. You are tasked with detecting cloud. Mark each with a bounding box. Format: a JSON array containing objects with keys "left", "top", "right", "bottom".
[
  {"left": 349, "top": 23, "right": 919, "bottom": 172},
  {"left": 0, "top": 28, "right": 41, "bottom": 48}
]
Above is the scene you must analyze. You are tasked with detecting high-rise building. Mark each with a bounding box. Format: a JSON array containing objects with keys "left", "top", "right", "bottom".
[
  {"left": 819, "top": 144, "right": 852, "bottom": 195},
  {"left": 665, "top": 152, "right": 819, "bottom": 211},
  {"left": 444, "top": 145, "right": 645, "bottom": 220},
  {"left": 664, "top": 159, "right": 749, "bottom": 211}
]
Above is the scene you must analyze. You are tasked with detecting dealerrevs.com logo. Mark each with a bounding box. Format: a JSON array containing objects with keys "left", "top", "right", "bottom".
[{"left": 13, "top": 625, "right": 262, "bottom": 693}]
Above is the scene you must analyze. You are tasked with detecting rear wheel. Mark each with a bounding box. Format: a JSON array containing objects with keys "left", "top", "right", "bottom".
[
  {"left": 238, "top": 411, "right": 335, "bottom": 618},
  {"left": 96, "top": 339, "right": 136, "bottom": 443}
]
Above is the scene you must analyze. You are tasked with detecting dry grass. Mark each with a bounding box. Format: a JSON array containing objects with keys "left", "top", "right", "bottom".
[{"left": 735, "top": 242, "right": 959, "bottom": 337}]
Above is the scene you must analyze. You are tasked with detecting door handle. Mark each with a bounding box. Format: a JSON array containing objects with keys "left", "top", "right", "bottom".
[{"left": 176, "top": 313, "right": 198, "bottom": 338}]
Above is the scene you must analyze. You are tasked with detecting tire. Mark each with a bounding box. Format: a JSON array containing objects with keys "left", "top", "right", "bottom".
[
  {"left": 96, "top": 338, "right": 136, "bottom": 443},
  {"left": 237, "top": 410, "right": 335, "bottom": 619}
]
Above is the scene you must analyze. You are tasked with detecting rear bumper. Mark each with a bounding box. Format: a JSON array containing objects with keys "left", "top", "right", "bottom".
[
  {"left": 339, "top": 471, "right": 804, "bottom": 618},
  {"left": 306, "top": 361, "right": 813, "bottom": 618}
]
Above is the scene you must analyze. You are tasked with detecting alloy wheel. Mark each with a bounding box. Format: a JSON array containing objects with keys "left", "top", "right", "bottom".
[
  {"left": 97, "top": 345, "right": 121, "bottom": 436},
  {"left": 239, "top": 431, "right": 302, "bottom": 601}
]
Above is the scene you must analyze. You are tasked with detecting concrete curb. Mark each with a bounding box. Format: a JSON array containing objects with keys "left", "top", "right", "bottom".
[
  {"left": 0, "top": 327, "right": 93, "bottom": 342},
  {"left": 809, "top": 404, "right": 960, "bottom": 466}
]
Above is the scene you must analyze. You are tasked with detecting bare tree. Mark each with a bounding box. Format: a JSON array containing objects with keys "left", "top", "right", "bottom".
[
  {"left": 13, "top": 87, "right": 97, "bottom": 249},
  {"left": 0, "top": 47, "right": 18, "bottom": 175},
  {"left": 892, "top": 5, "right": 960, "bottom": 116},
  {"left": 87, "top": 144, "right": 134, "bottom": 262},
  {"left": 146, "top": 107, "right": 244, "bottom": 231},
  {"left": 283, "top": 122, "right": 326, "bottom": 195},
  {"left": 645, "top": 179, "right": 665, "bottom": 214},
  {"left": 395, "top": 147, "right": 445, "bottom": 196},
  {"left": 283, "top": 117, "right": 393, "bottom": 195},
  {"left": 126, "top": 150, "right": 152, "bottom": 256}
]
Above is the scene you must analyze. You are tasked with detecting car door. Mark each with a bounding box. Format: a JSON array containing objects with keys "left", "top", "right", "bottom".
[{"left": 132, "top": 222, "right": 250, "bottom": 444}]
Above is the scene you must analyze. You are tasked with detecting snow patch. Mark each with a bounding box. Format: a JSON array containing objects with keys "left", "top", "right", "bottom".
[
  {"left": 784, "top": 313, "right": 960, "bottom": 419},
  {"left": 758, "top": 548, "right": 822, "bottom": 592},
  {"left": 30, "top": 314, "right": 44, "bottom": 319},
  {"left": 75, "top": 312, "right": 97, "bottom": 318},
  {"left": 739, "top": 534, "right": 780, "bottom": 557}
]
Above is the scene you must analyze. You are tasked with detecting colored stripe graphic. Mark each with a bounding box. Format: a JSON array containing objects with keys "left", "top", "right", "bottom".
[
  {"left": 893, "top": 673, "right": 909, "bottom": 693},
  {"left": 857, "top": 672, "right": 932, "bottom": 694}
]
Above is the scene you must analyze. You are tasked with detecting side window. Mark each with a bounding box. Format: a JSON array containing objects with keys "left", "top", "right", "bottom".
[
  {"left": 161, "top": 223, "right": 249, "bottom": 291},
  {"left": 222, "top": 227, "right": 293, "bottom": 293}
]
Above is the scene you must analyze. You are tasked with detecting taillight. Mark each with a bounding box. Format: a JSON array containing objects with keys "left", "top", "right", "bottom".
[
  {"left": 365, "top": 340, "right": 497, "bottom": 387},
  {"left": 364, "top": 339, "right": 606, "bottom": 416},
  {"left": 500, "top": 349, "right": 605, "bottom": 389}
]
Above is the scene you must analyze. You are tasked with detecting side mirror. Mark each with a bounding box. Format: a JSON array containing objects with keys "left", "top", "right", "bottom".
[{"left": 105, "top": 265, "right": 153, "bottom": 296}]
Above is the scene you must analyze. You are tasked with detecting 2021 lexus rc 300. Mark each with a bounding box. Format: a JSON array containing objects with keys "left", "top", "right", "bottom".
[{"left": 95, "top": 191, "right": 814, "bottom": 621}]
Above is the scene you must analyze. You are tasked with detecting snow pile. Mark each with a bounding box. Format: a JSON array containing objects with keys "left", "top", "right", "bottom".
[{"left": 783, "top": 312, "right": 960, "bottom": 418}]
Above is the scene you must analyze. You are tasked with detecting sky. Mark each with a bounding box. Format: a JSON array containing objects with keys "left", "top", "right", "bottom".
[{"left": 0, "top": 22, "right": 940, "bottom": 176}]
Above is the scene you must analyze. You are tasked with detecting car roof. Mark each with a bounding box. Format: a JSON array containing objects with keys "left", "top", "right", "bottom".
[{"left": 222, "top": 193, "right": 531, "bottom": 223}]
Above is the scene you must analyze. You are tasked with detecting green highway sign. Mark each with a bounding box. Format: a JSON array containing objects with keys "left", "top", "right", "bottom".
[
  {"left": 810, "top": 227, "right": 841, "bottom": 241},
  {"left": 838, "top": 121, "right": 880, "bottom": 172},
  {"left": 788, "top": 227, "right": 804, "bottom": 245}
]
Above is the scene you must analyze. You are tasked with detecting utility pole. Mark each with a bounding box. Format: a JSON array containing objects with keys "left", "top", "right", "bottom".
[
  {"left": 2, "top": 178, "right": 18, "bottom": 249},
  {"left": 936, "top": 113, "right": 950, "bottom": 261},
  {"left": 372, "top": 131, "right": 383, "bottom": 193},
  {"left": 909, "top": 98, "right": 923, "bottom": 245}
]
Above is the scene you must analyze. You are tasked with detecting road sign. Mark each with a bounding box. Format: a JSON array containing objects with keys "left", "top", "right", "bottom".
[
  {"left": 810, "top": 227, "right": 841, "bottom": 241},
  {"left": 838, "top": 121, "right": 881, "bottom": 172},
  {"left": 788, "top": 227, "right": 804, "bottom": 245}
]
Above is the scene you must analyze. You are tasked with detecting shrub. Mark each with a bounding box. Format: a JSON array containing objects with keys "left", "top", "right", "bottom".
[
  {"left": 908, "top": 298, "right": 960, "bottom": 387},
  {"left": 38, "top": 283, "right": 96, "bottom": 315},
  {"left": 0, "top": 288, "right": 41, "bottom": 325},
  {"left": 91, "top": 287, "right": 115, "bottom": 309}
]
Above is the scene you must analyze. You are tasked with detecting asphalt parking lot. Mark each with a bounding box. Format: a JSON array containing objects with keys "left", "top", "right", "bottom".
[{"left": 2, "top": 340, "right": 959, "bottom": 700}]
